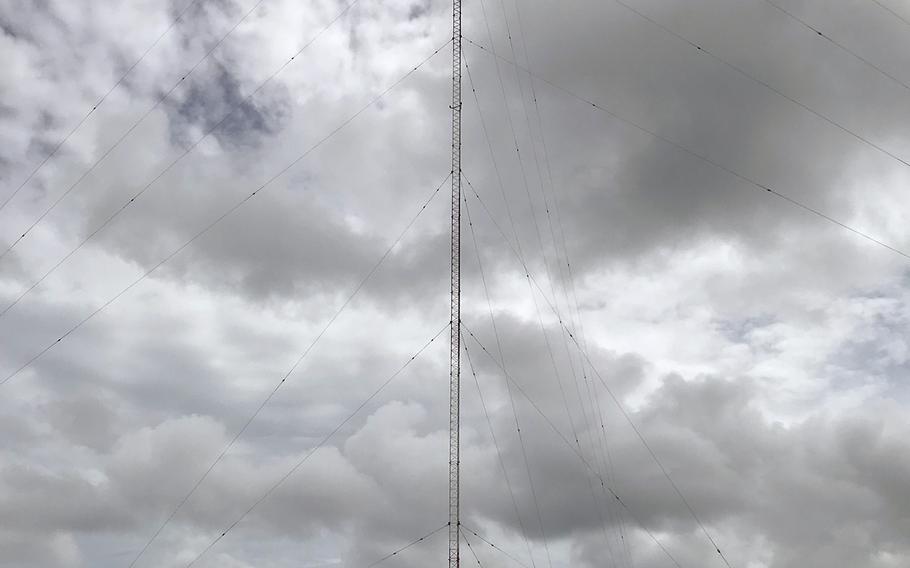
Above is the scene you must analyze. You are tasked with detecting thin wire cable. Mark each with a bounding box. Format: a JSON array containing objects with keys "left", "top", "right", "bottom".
[
  {"left": 479, "top": 4, "right": 596, "bottom": 465},
  {"left": 462, "top": 328, "right": 683, "bottom": 568},
  {"left": 580, "top": 343, "right": 730, "bottom": 567},
  {"left": 465, "top": 49, "right": 581, "bottom": 460},
  {"left": 492, "top": 0, "right": 565, "bottom": 313},
  {"left": 763, "top": 0, "right": 910, "bottom": 94},
  {"left": 581, "top": 349, "right": 635, "bottom": 566},
  {"left": 463, "top": 172, "right": 572, "bottom": 331},
  {"left": 0, "top": 0, "right": 273, "bottom": 260},
  {"left": 609, "top": 0, "right": 910, "bottom": 174},
  {"left": 474, "top": 0, "right": 561, "bottom": 323},
  {"left": 511, "top": 4, "right": 632, "bottom": 562},
  {"left": 461, "top": 326, "right": 537, "bottom": 568},
  {"left": 123, "top": 172, "right": 449, "bottom": 568},
  {"left": 461, "top": 527, "right": 487, "bottom": 567},
  {"left": 462, "top": 53, "right": 525, "bottom": 272},
  {"left": 462, "top": 177, "right": 704, "bottom": 565},
  {"left": 498, "top": 0, "right": 577, "bottom": 393},
  {"left": 0, "top": 0, "right": 204, "bottom": 213},
  {"left": 465, "top": 176, "right": 688, "bottom": 564},
  {"left": 463, "top": 58, "right": 569, "bottom": 327},
  {"left": 461, "top": 525, "right": 531, "bottom": 568},
  {"left": 463, "top": 179, "right": 628, "bottom": 564},
  {"left": 363, "top": 523, "right": 449, "bottom": 567},
  {"left": 869, "top": 0, "right": 910, "bottom": 28},
  {"left": 464, "top": 37, "right": 910, "bottom": 263},
  {"left": 508, "top": 2, "right": 596, "bottom": 455},
  {"left": 463, "top": 44, "right": 557, "bottom": 568},
  {"left": 466, "top": 186, "right": 621, "bottom": 568},
  {"left": 472, "top": 0, "right": 556, "bottom": 309},
  {"left": 462, "top": 191, "right": 548, "bottom": 568},
  {"left": 468, "top": 316, "right": 618, "bottom": 568},
  {"left": 508, "top": 1, "right": 573, "bottom": 323},
  {"left": 0, "top": 0, "right": 366, "bottom": 320},
  {"left": 0, "top": 39, "right": 451, "bottom": 388},
  {"left": 183, "top": 323, "right": 449, "bottom": 567}
]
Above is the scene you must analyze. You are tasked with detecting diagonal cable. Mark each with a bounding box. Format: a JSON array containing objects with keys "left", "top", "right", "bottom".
[
  {"left": 123, "top": 171, "right": 449, "bottom": 567},
  {"left": 461, "top": 526, "right": 487, "bottom": 567},
  {"left": 465, "top": 187, "right": 622, "bottom": 567},
  {"left": 464, "top": 176, "right": 717, "bottom": 567},
  {"left": 869, "top": 0, "right": 910, "bottom": 28},
  {"left": 0, "top": 0, "right": 204, "bottom": 212},
  {"left": 464, "top": 37, "right": 910, "bottom": 264},
  {"left": 182, "top": 323, "right": 449, "bottom": 567},
  {"left": 609, "top": 0, "right": 910, "bottom": 176},
  {"left": 763, "top": 0, "right": 910, "bottom": 94},
  {"left": 0, "top": 0, "right": 364, "bottom": 319},
  {"left": 462, "top": 185, "right": 550, "bottom": 568},
  {"left": 461, "top": 524, "right": 533, "bottom": 568},
  {"left": 0, "top": 0, "right": 277, "bottom": 260},
  {"left": 0, "top": 38, "right": 451, "bottom": 388},
  {"left": 462, "top": 326, "right": 684, "bottom": 568},
  {"left": 465, "top": 46, "right": 583, "bottom": 475},
  {"left": 363, "top": 523, "right": 449, "bottom": 567},
  {"left": 461, "top": 327, "right": 537, "bottom": 568}
]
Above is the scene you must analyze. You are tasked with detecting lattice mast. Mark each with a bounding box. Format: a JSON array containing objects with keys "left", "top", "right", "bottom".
[{"left": 448, "top": 0, "right": 462, "bottom": 566}]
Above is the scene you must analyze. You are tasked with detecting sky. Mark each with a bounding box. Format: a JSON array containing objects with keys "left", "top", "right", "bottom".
[{"left": 1, "top": 0, "right": 910, "bottom": 567}]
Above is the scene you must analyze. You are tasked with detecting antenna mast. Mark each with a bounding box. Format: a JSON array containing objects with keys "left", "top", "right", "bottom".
[{"left": 448, "top": 0, "right": 462, "bottom": 565}]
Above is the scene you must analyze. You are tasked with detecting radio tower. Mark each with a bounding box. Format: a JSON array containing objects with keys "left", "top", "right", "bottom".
[{"left": 447, "top": 0, "right": 462, "bottom": 565}]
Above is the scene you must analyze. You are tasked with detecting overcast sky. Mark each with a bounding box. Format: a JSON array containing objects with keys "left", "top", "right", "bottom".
[{"left": 2, "top": 0, "right": 910, "bottom": 567}]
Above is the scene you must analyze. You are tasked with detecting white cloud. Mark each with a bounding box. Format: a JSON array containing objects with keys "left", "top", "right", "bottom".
[{"left": 2, "top": 0, "right": 910, "bottom": 567}]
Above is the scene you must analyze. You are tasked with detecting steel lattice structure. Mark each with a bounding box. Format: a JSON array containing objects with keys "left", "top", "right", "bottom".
[{"left": 447, "top": 0, "right": 463, "bottom": 566}]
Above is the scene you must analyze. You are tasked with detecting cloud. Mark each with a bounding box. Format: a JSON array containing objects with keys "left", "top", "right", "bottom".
[{"left": 1, "top": 0, "right": 910, "bottom": 567}]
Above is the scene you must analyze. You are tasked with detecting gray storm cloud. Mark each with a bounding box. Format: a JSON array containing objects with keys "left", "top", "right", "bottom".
[{"left": 1, "top": 0, "right": 910, "bottom": 567}]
